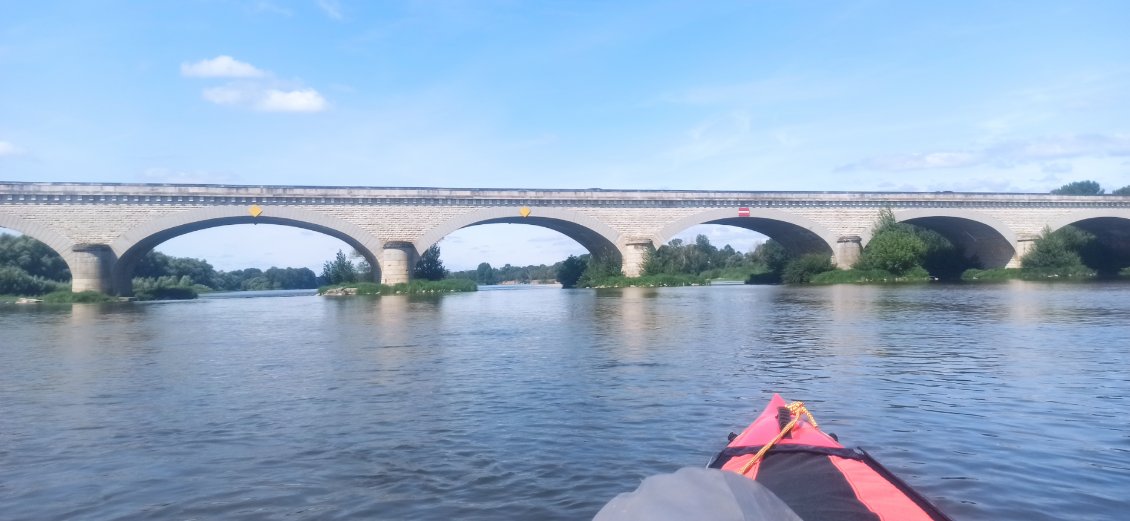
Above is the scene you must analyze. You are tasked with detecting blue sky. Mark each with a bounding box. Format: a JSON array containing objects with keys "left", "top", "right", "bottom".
[{"left": 2, "top": 1, "right": 1128, "bottom": 272}]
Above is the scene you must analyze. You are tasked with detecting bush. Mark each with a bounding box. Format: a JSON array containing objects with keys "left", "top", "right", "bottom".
[
  {"left": 781, "top": 254, "right": 836, "bottom": 284},
  {"left": 134, "top": 286, "right": 198, "bottom": 301},
  {"left": 384, "top": 279, "right": 476, "bottom": 294},
  {"left": 1022, "top": 227, "right": 1088, "bottom": 270},
  {"left": 0, "top": 266, "right": 65, "bottom": 296},
  {"left": 581, "top": 274, "right": 707, "bottom": 288},
  {"left": 857, "top": 228, "right": 927, "bottom": 275},
  {"left": 42, "top": 290, "right": 115, "bottom": 303},
  {"left": 576, "top": 255, "right": 622, "bottom": 288},
  {"left": 318, "top": 279, "right": 476, "bottom": 296},
  {"left": 745, "top": 271, "right": 781, "bottom": 284},
  {"left": 556, "top": 255, "right": 587, "bottom": 288},
  {"left": 809, "top": 267, "right": 931, "bottom": 284}
]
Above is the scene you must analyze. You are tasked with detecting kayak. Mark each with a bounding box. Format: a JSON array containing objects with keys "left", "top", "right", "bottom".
[{"left": 708, "top": 394, "right": 953, "bottom": 521}]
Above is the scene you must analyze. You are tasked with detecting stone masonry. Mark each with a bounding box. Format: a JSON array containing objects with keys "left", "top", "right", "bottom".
[{"left": 2, "top": 182, "right": 1129, "bottom": 294}]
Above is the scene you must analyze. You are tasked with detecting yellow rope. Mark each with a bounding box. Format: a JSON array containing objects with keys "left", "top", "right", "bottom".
[{"left": 737, "top": 401, "right": 817, "bottom": 475}]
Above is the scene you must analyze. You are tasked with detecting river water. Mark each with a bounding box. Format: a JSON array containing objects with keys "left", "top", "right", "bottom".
[{"left": 1, "top": 283, "right": 1127, "bottom": 520}]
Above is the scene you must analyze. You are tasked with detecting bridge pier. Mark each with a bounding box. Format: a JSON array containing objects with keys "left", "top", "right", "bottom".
[
  {"left": 835, "top": 235, "right": 863, "bottom": 269},
  {"left": 70, "top": 244, "right": 115, "bottom": 293},
  {"left": 381, "top": 242, "right": 417, "bottom": 285},
  {"left": 620, "top": 238, "right": 654, "bottom": 277},
  {"left": 1011, "top": 233, "right": 1039, "bottom": 268}
]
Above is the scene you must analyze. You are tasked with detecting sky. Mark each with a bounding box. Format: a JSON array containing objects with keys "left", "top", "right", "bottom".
[{"left": 1, "top": 1, "right": 1128, "bottom": 272}]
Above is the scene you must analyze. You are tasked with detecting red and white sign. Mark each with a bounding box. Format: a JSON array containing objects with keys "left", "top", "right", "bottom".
[{"left": 738, "top": 207, "right": 750, "bottom": 217}]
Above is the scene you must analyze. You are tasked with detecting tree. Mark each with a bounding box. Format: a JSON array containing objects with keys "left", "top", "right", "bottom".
[
  {"left": 1022, "top": 227, "right": 1086, "bottom": 270},
  {"left": 1112, "top": 185, "right": 1130, "bottom": 195},
  {"left": 475, "top": 262, "right": 497, "bottom": 285},
  {"left": 556, "top": 255, "right": 587, "bottom": 288},
  {"left": 577, "top": 254, "right": 622, "bottom": 287},
  {"left": 781, "top": 254, "right": 835, "bottom": 284},
  {"left": 751, "top": 240, "right": 792, "bottom": 275},
  {"left": 0, "top": 265, "right": 63, "bottom": 295},
  {"left": 413, "top": 244, "right": 448, "bottom": 281},
  {"left": 0, "top": 233, "right": 71, "bottom": 281},
  {"left": 321, "top": 250, "right": 358, "bottom": 284},
  {"left": 857, "top": 228, "right": 927, "bottom": 275},
  {"left": 1051, "top": 180, "right": 1104, "bottom": 195}
]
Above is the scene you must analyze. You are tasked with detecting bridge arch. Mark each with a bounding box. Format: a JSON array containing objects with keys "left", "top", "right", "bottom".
[
  {"left": 893, "top": 209, "right": 1017, "bottom": 268},
  {"left": 0, "top": 212, "right": 79, "bottom": 263},
  {"left": 655, "top": 208, "right": 840, "bottom": 263},
  {"left": 1044, "top": 208, "right": 1130, "bottom": 233},
  {"left": 109, "top": 206, "right": 383, "bottom": 295},
  {"left": 415, "top": 207, "right": 624, "bottom": 262},
  {"left": 1045, "top": 209, "right": 1130, "bottom": 270}
]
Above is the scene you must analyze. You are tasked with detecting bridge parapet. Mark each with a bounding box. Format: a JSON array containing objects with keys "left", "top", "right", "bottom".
[{"left": 3, "top": 182, "right": 1130, "bottom": 293}]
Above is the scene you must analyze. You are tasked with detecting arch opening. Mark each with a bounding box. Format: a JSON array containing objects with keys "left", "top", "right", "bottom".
[
  {"left": 648, "top": 223, "right": 772, "bottom": 279},
  {"left": 0, "top": 226, "right": 74, "bottom": 295},
  {"left": 437, "top": 223, "right": 589, "bottom": 284},
  {"left": 1057, "top": 217, "right": 1130, "bottom": 274},
  {"left": 897, "top": 215, "right": 1015, "bottom": 269},
  {"left": 110, "top": 209, "right": 383, "bottom": 296},
  {"left": 416, "top": 209, "right": 625, "bottom": 270},
  {"left": 656, "top": 209, "right": 838, "bottom": 267}
]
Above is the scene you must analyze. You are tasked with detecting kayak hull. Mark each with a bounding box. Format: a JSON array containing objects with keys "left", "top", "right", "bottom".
[{"left": 710, "top": 395, "right": 952, "bottom": 521}]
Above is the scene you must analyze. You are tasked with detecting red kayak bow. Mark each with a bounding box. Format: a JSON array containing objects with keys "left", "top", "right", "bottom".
[{"left": 709, "top": 394, "right": 953, "bottom": 521}]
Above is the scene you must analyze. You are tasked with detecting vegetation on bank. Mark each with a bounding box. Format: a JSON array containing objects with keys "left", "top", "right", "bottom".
[
  {"left": 0, "top": 235, "right": 73, "bottom": 296},
  {"left": 450, "top": 261, "right": 559, "bottom": 285},
  {"left": 317, "top": 244, "right": 474, "bottom": 296},
  {"left": 958, "top": 221, "right": 1130, "bottom": 282},
  {"left": 787, "top": 208, "right": 974, "bottom": 285},
  {"left": 319, "top": 279, "right": 477, "bottom": 296}
]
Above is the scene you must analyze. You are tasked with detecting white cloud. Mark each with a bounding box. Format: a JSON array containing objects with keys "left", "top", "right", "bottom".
[
  {"left": 316, "top": 0, "right": 343, "bottom": 20},
  {"left": 0, "top": 141, "right": 23, "bottom": 157},
  {"left": 256, "top": 88, "right": 328, "bottom": 112},
  {"left": 839, "top": 134, "right": 1130, "bottom": 172},
  {"left": 202, "top": 85, "right": 255, "bottom": 105},
  {"left": 182, "top": 55, "right": 327, "bottom": 113},
  {"left": 181, "top": 55, "right": 266, "bottom": 78}
]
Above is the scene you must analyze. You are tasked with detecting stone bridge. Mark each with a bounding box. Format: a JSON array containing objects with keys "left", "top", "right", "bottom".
[{"left": 2, "top": 182, "right": 1129, "bottom": 295}]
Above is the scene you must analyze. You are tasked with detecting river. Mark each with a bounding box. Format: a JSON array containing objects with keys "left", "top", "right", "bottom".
[{"left": 1, "top": 282, "right": 1127, "bottom": 520}]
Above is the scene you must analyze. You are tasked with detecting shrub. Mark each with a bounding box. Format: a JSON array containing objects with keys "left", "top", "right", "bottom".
[
  {"left": 581, "top": 274, "right": 706, "bottom": 288},
  {"left": 1022, "top": 227, "right": 1088, "bottom": 270},
  {"left": 556, "top": 255, "right": 587, "bottom": 288},
  {"left": 134, "top": 286, "right": 198, "bottom": 301},
  {"left": 857, "top": 228, "right": 927, "bottom": 275},
  {"left": 42, "top": 290, "right": 115, "bottom": 303},
  {"left": 318, "top": 279, "right": 476, "bottom": 296},
  {"left": 0, "top": 266, "right": 65, "bottom": 296},
  {"left": 781, "top": 254, "right": 836, "bottom": 284},
  {"left": 576, "top": 255, "right": 622, "bottom": 288}
]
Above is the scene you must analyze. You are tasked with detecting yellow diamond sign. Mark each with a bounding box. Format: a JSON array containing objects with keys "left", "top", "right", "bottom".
[
  {"left": 519, "top": 206, "right": 531, "bottom": 218},
  {"left": 249, "top": 204, "right": 263, "bottom": 217}
]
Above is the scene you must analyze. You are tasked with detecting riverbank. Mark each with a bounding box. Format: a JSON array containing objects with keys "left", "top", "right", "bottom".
[{"left": 319, "top": 279, "right": 477, "bottom": 296}]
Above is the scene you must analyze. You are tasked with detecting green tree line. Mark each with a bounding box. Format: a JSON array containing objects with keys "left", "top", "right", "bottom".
[
  {"left": 136, "top": 250, "right": 319, "bottom": 291},
  {"left": 0, "top": 234, "right": 71, "bottom": 296},
  {"left": 1051, "top": 180, "right": 1130, "bottom": 195},
  {"left": 319, "top": 244, "right": 449, "bottom": 285},
  {"left": 449, "top": 261, "right": 560, "bottom": 285},
  {"left": 0, "top": 233, "right": 323, "bottom": 298}
]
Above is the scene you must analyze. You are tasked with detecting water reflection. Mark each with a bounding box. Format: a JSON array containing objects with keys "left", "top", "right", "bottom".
[{"left": 1, "top": 284, "right": 1127, "bottom": 520}]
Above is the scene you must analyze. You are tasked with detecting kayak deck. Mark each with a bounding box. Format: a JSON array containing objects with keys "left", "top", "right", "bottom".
[{"left": 709, "top": 394, "right": 953, "bottom": 521}]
